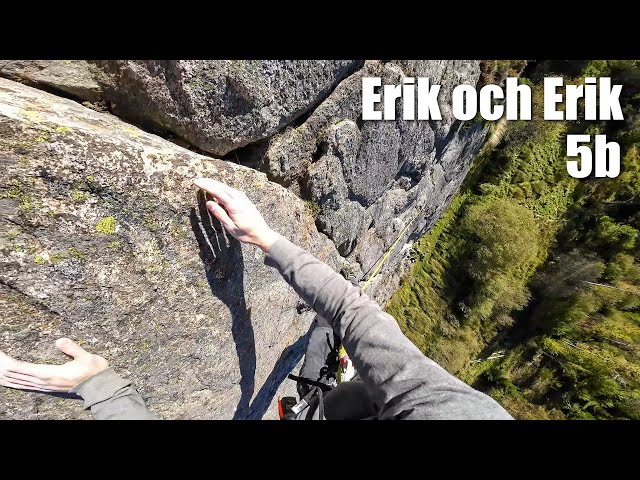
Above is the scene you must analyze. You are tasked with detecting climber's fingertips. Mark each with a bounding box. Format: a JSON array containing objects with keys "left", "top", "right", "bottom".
[
  {"left": 207, "top": 201, "right": 236, "bottom": 231},
  {"left": 55, "top": 338, "right": 88, "bottom": 359},
  {"left": 1, "top": 377, "right": 43, "bottom": 390},
  {"left": 2, "top": 380, "right": 58, "bottom": 392},
  {"left": 223, "top": 184, "right": 244, "bottom": 200},
  {"left": 194, "top": 178, "right": 233, "bottom": 206}
]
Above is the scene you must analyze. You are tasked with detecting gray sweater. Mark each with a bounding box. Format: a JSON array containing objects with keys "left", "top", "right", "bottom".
[{"left": 72, "top": 236, "right": 512, "bottom": 420}]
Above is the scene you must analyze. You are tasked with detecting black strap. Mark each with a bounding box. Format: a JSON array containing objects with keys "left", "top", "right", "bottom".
[
  {"left": 325, "top": 332, "right": 335, "bottom": 350},
  {"left": 287, "top": 376, "right": 329, "bottom": 420},
  {"left": 287, "top": 374, "right": 333, "bottom": 392},
  {"left": 317, "top": 387, "right": 325, "bottom": 421}
]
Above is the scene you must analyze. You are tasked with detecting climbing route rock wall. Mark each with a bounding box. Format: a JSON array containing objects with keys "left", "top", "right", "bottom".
[
  {"left": 0, "top": 79, "right": 339, "bottom": 419},
  {"left": 0, "top": 59, "right": 487, "bottom": 418}
]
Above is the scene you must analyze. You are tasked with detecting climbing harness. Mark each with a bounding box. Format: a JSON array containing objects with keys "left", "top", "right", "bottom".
[
  {"left": 278, "top": 330, "right": 341, "bottom": 420},
  {"left": 278, "top": 376, "right": 331, "bottom": 420}
]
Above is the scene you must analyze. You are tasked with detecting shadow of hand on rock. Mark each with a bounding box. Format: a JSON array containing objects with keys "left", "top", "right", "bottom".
[
  {"left": 190, "top": 191, "right": 255, "bottom": 420},
  {"left": 190, "top": 191, "right": 314, "bottom": 420}
]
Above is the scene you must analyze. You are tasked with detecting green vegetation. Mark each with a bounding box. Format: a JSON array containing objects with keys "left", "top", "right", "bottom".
[
  {"left": 71, "top": 189, "right": 89, "bottom": 203},
  {"left": 67, "top": 247, "right": 88, "bottom": 262},
  {"left": 35, "top": 132, "right": 50, "bottom": 143},
  {"left": 1, "top": 179, "right": 36, "bottom": 212},
  {"left": 49, "top": 252, "right": 66, "bottom": 264},
  {"left": 95, "top": 216, "right": 117, "bottom": 234},
  {"left": 479, "top": 60, "right": 528, "bottom": 87},
  {"left": 304, "top": 200, "right": 322, "bottom": 218},
  {"left": 29, "top": 247, "right": 88, "bottom": 265},
  {"left": 55, "top": 126, "right": 72, "bottom": 134},
  {"left": 387, "top": 60, "right": 640, "bottom": 419}
]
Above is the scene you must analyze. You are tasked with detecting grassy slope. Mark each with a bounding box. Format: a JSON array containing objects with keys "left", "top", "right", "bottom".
[
  {"left": 386, "top": 62, "right": 640, "bottom": 419},
  {"left": 387, "top": 119, "right": 574, "bottom": 382}
]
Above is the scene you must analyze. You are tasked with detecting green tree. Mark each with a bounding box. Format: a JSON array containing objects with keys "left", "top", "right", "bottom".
[
  {"left": 462, "top": 198, "right": 541, "bottom": 334},
  {"left": 387, "top": 59, "right": 640, "bottom": 419}
]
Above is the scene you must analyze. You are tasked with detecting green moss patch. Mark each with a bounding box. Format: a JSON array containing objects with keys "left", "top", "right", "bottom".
[{"left": 95, "top": 216, "right": 117, "bottom": 234}]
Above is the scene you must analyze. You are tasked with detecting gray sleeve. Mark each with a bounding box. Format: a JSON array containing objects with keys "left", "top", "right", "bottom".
[
  {"left": 71, "top": 368, "right": 156, "bottom": 420},
  {"left": 265, "top": 236, "right": 512, "bottom": 420}
]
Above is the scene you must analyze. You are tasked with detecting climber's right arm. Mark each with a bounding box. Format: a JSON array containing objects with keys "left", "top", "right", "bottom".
[
  {"left": 195, "top": 177, "right": 512, "bottom": 420},
  {"left": 262, "top": 236, "right": 512, "bottom": 419}
]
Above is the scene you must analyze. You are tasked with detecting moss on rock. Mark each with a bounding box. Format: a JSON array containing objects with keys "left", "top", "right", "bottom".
[{"left": 95, "top": 216, "right": 116, "bottom": 234}]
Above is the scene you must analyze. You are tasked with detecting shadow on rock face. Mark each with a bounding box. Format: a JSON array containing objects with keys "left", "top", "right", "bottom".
[
  {"left": 244, "top": 323, "right": 313, "bottom": 420},
  {"left": 190, "top": 191, "right": 314, "bottom": 420},
  {"left": 189, "top": 191, "right": 256, "bottom": 419}
]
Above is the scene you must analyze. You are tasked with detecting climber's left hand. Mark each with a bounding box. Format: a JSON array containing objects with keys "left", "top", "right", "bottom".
[{"left": 0, "top": 338, "right": 109, "bottom": 392}]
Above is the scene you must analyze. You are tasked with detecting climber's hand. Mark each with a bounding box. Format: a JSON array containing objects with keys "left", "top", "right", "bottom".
[
  {"left": 0, "top": 338, "right": 109, "bottom": 392},
  {"left": 194, "top": 178, "right": 280, "bottom": 252}
]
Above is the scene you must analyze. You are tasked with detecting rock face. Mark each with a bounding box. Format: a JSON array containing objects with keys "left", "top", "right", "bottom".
[
  {"left": 0, "top": 60, "right": 488, "bottom": 419},
  {"left": 0, "top": 79, "right": 340, "bottom": 419},
  {"left": 0, "top": 60, "right": 103, "bottom": 102},
  {"left": 265, "top": 60, "right": 486, "bottom": 289},
  {"left": 0, "top": 60, "right": 485, "bottom": 292},
  {"left": 0, "top": 60, "right": 362, "bottom": 156}
]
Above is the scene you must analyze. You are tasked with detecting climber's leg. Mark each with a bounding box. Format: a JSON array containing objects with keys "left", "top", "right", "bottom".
[
  {"left": 296, "top": 274, "right": 358, "bottom": 398},
  {"left": 296, "top": 315, "right": 338, "bottom": 398}
]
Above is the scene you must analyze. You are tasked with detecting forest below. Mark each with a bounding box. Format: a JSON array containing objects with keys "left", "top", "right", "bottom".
[{"left": 387, "top": 60, "right": 640, "bottom": 419}]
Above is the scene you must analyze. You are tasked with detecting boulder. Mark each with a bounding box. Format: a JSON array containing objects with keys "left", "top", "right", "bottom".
[
  {"left": 0, "top": 78, "right": 340, "bottom": 419},
  {"left": 0, "top": 60, "right": 363, "bottom": 156},
  {"left": 0, "top": 61, "right": 487, "bottom": 290},
  {"left": 0, "top": 60, "right": 102, "bottom": 102},
  {"left": 265, "top": 60, "right": 487, "bottom": 288}
]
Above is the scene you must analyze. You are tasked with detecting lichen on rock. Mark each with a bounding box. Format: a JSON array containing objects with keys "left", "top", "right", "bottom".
[{"left": 95, "top": 217, "right": 117, "bottom": 234}]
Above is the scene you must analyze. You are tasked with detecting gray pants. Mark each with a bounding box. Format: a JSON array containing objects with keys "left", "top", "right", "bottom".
[{"left": 297, "top": 315, "right": 378, "bottom": 420}]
